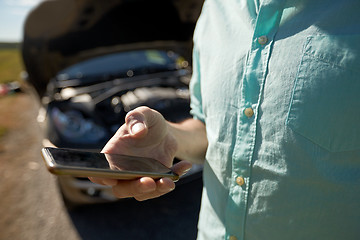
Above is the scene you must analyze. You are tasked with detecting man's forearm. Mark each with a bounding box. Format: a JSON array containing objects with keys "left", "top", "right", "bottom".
[{"left": 168, "top": 118, "right": 208, "bottom": 164}]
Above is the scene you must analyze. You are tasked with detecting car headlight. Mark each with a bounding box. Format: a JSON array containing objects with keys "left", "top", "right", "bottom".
[{"left": 50, "top": 107, "right": 107, "bottom": 144}]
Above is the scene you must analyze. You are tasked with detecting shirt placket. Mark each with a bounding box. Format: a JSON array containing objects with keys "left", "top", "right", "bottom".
[{"left": 225, "top": 1, "right": 285, "bottom": 240}]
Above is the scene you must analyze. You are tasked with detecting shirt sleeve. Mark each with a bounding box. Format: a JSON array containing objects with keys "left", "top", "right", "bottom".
[{"left": 189, "top": 44, "right": 205, "bottom": 123}]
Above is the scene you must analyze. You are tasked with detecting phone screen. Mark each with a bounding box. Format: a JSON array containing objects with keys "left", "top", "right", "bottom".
[{"left": 41, "top": 147, "right": 178, "bottom": 180}]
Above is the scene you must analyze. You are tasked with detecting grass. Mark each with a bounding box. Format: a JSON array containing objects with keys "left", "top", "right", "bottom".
[
  {"left": 0, "top": 42, "right": 23, "bottom": 84},
  {"left": 0, "top": 43, "right": 23, "bottom": 139},
  {"left": 0, "top": 126, "right": 7, "bottom": 138}
]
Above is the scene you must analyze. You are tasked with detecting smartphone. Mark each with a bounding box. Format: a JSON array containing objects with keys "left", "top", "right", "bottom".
[{"left": 41, "top": 147, "right": 179, "bottom": 181}]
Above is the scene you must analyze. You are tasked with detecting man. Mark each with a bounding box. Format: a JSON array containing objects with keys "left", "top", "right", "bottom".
[{"left": 91, "top": 0, "right": 360, "bottom": 239}]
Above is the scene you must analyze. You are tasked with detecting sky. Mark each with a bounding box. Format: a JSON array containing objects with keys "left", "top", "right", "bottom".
[{"left": 0, "top": 0, "right": 42, "bottom": 42}]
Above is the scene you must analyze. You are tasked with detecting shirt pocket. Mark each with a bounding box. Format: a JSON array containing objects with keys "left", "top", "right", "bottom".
[{"left": 286, "top": 35, "right": 360, "bottom": 152}]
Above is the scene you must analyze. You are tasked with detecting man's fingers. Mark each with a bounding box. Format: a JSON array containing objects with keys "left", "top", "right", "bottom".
[
  {"left": 89, "top": 160, "right": 191, "bottom": 201},
  {"left": 126, "top": 106, "right": 163, "bottom": 129},
  {"left": 103, "top": 106, "right": 168, "bottom": 154},
  {"left": 88, "top": 177, "right": 118, "bottom": 186},
  {"left": 125, "top": 109, "right": 148, "bottom": 137},
  {"left": 125, "top": 106, "right": 160, "bottom": 136},
  {"left": 112, "top": 177, "right": 157, "bottom": 199},
  {"left": 172, "top": 160, "right": 193, "bottom": 177},
  {"left": 134, "top": 178, "right": 175, "bottom": 201},
  {"left": 106, "top": 177, "right": 176, "bottom": 201}
]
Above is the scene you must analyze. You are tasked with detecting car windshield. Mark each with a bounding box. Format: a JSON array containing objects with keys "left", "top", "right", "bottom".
[{"left": 56, "top": 50, "right": 180, "bottom": 84}]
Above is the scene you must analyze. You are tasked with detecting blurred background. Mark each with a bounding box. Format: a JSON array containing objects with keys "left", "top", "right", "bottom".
[
  {"left": 0, "top": 1, "right": 71, "bottom": 239},
  {"left": 0, "top": 0, "right": 40, "bottom": 87},
  {"left": 0, "top": 0, "right": 203, "bottom": 239},
  {"left": 0, "top": 0, "right": 42, "bottom": 42}
]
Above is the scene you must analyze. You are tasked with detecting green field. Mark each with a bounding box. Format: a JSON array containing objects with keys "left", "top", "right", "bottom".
[
  {"left": 0, "top": 42, "right": 23, "bottom": 138},
  {"left": 0, "top": 42, "right": 23, "bottom": 84}
]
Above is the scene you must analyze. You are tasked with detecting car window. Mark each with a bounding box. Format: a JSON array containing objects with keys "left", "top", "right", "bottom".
[{"left": 56, "top": 50, "right": 179, "bottom": 83}]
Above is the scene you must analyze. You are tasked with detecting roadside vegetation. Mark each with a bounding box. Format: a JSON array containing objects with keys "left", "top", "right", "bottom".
[
  {"left": 0, "top": 42, "right": 23, "bottom": 138},
  {"left": 0, "top": 42, "right": 23, "bottom": 84}
]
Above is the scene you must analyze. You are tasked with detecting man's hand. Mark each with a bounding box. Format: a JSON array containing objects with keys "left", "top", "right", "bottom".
[{"left": 89, "top": 106, "right": 194, "bottom": 201}]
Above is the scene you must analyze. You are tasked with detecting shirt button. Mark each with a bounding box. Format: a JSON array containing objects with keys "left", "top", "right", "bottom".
[
  {"left": 236, "top": 176, "right": 245, "bottom": 186},
  {"left": 258, "top": 35, "right": 268, "bottom": 45},
  {"left": 244, "top": 107, "right": 254, "bottom": 117},
  {"left": 229, "top": 236, "right": 238, "bottom": 240}
]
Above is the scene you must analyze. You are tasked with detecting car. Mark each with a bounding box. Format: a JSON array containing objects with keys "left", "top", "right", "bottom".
[{"left": 22, "top": 0, "right": 204, "bottom": 209}]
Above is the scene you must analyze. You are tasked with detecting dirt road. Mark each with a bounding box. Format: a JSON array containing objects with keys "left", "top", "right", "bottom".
[{"left": 0, "top": 93, "right": 81, "bottom": 240}]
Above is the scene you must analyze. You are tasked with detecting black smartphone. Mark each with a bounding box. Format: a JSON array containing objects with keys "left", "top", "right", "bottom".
[{"left": 41, "top": 147, "right": 179, "bottom": 181}]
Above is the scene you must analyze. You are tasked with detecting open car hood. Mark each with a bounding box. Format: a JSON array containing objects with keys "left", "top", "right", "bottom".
[{"left": 21, "top": 0, "right": 204, "bottom": 97}]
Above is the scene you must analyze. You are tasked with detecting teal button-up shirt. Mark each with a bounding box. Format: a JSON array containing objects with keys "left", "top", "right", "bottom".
[{"left": 190, "top": 0, "right": 360, "bottom": 239}]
